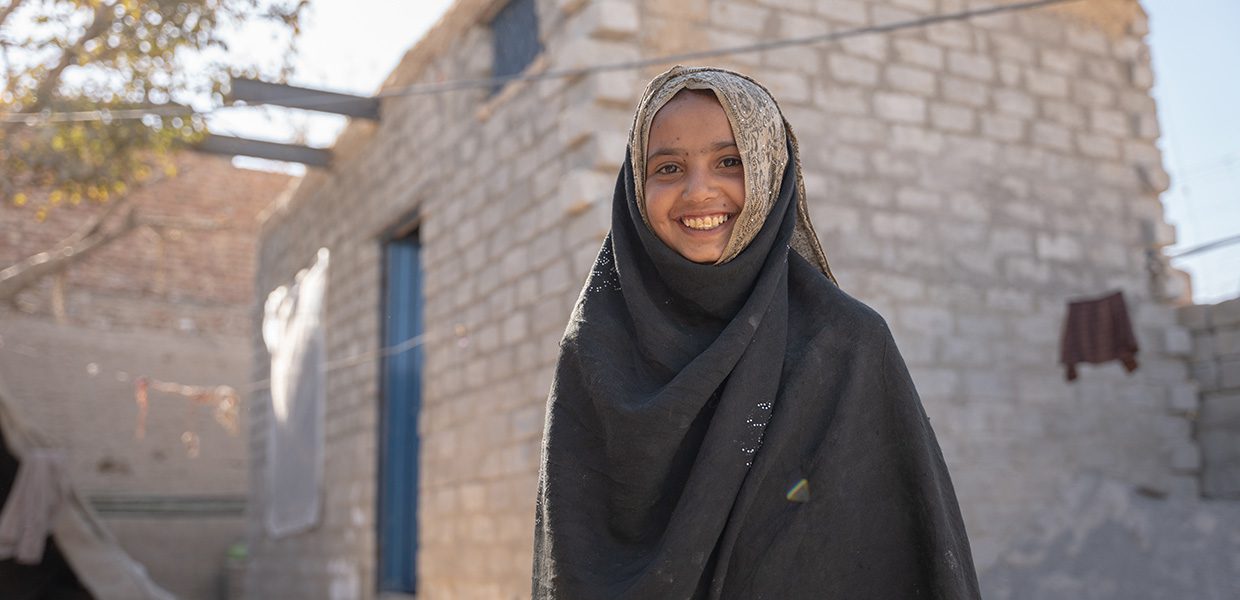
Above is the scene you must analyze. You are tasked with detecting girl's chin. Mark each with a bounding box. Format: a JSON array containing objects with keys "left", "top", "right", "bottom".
[
  {"left": 672, "top": 225, "right": 734, "bottom": 263},
  {"left": 677, "top": 244, "right": 726, "bottom": 264}
]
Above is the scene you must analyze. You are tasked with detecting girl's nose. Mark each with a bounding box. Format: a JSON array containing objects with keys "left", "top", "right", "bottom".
[{"left": 683, "top": 168, "right": 717, "bottom": 203}]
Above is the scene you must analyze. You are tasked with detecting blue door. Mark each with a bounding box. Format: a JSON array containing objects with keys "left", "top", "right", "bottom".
[{"left": 378, "top": 233, "right": 422, "bottom": 593}]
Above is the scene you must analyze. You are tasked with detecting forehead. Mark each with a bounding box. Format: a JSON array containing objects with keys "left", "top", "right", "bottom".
[{"left": 648, "top": 89, "right": 735, "bottom": 141}]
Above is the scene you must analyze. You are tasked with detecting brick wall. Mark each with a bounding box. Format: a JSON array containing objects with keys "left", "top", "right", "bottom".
[
  {"left": 1180, "top": 298, "right": 1240, "bottom": 499},
  {"left": 247, "top": 1, "right": 1200, "bottom": 598},
  {"left": 1, "top": 153, "right": 292, "bottom": 335},
  {"left": 0, "top": 153, "right": 292, "bottom": 599}
]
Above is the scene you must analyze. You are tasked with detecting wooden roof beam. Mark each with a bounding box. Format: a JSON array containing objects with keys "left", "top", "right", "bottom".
[
  {"left": 195, "top": 134, "right": 332, "bottom": 168},
  {"left": 229, "top": 77, "right": 381, "bottom": 120}
]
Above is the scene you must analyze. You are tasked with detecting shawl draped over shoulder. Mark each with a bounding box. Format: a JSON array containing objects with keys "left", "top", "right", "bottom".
[{"left": 532, "top": 66, "right": 980, "bottom": 599}]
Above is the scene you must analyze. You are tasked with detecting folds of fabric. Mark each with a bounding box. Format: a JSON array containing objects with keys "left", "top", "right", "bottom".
[
  {"left": 629, "top": 66, "right": 834, "bottom": 280},
  {"left": 533, "top": 65, "right": 979, "bottom": 599},
  {"left": 0, "top": 448, "right": 66, "bottom": 564},
  {"left": 1059, "top": 290, "right": 1140, "bottom": 381},
  {"left": 261, "top": 248, "right": 329, "bottom": 537},
  {"left": 532, "top": 150, "right": 980, "bottom": 598}
]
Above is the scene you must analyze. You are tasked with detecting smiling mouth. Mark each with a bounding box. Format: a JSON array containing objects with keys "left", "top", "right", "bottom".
[{"left": 681, "top": 214, "right": 730, "bottom": 231}]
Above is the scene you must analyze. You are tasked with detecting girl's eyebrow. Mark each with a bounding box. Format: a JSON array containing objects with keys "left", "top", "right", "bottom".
[{"left": 647, "top": 140, "right": 738, "bottom": 160}]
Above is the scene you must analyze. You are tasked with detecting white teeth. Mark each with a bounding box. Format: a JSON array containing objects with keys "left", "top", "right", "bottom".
[{"left": 681, "top": 214, "right": 729, "bottom": 230}]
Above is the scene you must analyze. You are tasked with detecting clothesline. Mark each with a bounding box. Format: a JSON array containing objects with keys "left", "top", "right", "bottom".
[
  {"left": 0, "top": 0, "right": 1083, "bottom": 124},
  {"left": 0, "top": 325, "right": 444, "bottom": 395},
  {"left": 0, "top": 325, "right": 440, "bottom": 457},
  {"left": 245, "top": 329, "right": 435, "bottom": 392},
  {"left": 1165, "top": 232, "right": 1240, "bottom": 259}
]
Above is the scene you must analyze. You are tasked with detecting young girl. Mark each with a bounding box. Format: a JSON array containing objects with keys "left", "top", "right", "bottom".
[{"left": 533, "top": 66, "right": 979, "bottom": 599}]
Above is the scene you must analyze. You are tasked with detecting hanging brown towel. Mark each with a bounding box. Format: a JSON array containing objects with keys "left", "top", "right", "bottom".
[{"left": 1060, "top": 290, "right": 1139, "bottom": 381}]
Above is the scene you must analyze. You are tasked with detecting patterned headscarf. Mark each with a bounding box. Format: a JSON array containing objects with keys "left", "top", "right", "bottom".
[{"left": 629, "top": 65, "right": 835, "bottom": 282}]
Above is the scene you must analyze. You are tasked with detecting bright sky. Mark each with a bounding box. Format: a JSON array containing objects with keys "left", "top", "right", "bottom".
[
  {"left": 207, "top": 0, "right": 456, "bottom": 148},
  {"left": 210, "top": 0, "right": 1236, "bottom": 303},
  {"left": 1142, "top": 0, "right": 1240, "bottom": 303}
]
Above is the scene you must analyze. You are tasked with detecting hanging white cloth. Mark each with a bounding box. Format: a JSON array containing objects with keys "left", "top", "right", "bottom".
[
  {"left": 0, "top": 448, "right": 66, "bottom": 564},
  {"left": 0, "top": 378, "right": 174, "bottom": 599},
  {"left": 262, "top": 248, "right": 329, "bottom": 537}
]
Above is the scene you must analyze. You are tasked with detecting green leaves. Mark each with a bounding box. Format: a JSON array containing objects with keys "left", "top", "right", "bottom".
[{"left": 1, "top": 0, "right": 307, "bottom": 214}]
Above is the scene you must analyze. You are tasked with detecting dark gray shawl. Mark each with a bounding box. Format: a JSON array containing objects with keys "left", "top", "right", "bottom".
[{"left": 532, "top": 66, "right": 979, "bottom": 599}]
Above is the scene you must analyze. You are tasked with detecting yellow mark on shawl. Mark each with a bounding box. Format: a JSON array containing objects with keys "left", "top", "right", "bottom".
[{"left": 786, "top": 478, "right": 810, "bottom": 503}]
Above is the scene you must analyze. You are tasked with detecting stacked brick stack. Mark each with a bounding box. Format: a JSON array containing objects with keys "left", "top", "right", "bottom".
[{"left": 1180, "top": 298, "right": 1240, "bottom": 498}]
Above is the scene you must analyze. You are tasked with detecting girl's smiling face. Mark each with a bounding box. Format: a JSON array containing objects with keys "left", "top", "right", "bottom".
[{"left": 643, "top": 90, "right": 745, "bottom": 264}]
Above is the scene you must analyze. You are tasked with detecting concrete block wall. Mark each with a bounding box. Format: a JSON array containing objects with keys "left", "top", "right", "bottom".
[
  {"left": 1180, "top": 298, "right": 1240, "bottom": 499},
  {"left": 247, "top": 0, "right": 1200, "bottom": 598},
  {"left": 640, "top": 0, "right": 1199, "bottom": 574}
]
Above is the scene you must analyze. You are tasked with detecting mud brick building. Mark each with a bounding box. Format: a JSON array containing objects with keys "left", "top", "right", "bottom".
[{"left": 244, "top": 1, "right": 1237, "bottom": 598}]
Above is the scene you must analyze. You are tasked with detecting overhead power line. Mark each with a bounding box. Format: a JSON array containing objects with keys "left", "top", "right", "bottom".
[
  {"left": 1166, "top": 232, "right": 1240, "bottom": 259},
  {"left": 376, "top": 0, "right": 1084, "bottom": 98},
  {"left": 1, "top": 0, "right": 1084, "bottom": 124},
  {"left": 1, "top": 104, "right": 198, "bottom": 124}
]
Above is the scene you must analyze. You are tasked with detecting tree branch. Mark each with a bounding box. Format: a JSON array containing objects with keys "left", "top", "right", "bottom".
[
  {"left": 65, "top": 192, "right": 133, "bottom": 244},
  {"left": 138, "top": 214, "right": 224, "bottom": 232},
  {"left": 63, "top": 169, "right": 176, "bottom": 245},
  {"left": 0, "top": 0, "right": 29, "bottom": 98},
  {"left": 1, "top": 203, "right": 138, "bottom": 305},
  {"left": 1, "top": 43, "right": 13, "bottom": 97},
  {"left": 0, "top": 202, "right": 226, "bottom": 306},
  {"left": 0, "top": 0, "right": 28, "bottom": 33},
  {"left": 27, "top": 2, "right": 114, "bottom": 113}
]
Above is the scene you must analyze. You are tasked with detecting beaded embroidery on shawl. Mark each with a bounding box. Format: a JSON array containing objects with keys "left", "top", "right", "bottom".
[
  {"left": 586, "top": 237, "right": 622, "bottom": 294},
  {"left": 629, "top": 66, "right": 835, "bottom": 281}
]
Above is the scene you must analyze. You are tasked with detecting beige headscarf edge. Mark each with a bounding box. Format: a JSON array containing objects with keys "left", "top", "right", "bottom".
[{"left": 628, "top": 66, "right": 835, "bottom": 284}]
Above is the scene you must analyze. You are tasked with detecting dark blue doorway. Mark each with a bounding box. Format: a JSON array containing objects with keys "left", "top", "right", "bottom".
[{"left": 378, "top": 232, "right": 422, "bottom": 594}]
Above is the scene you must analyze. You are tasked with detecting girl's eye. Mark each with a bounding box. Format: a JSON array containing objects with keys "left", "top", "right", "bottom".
[
  {"left": 720, "top": 157, "right": 742, "bottom": 168},
  {"left": 654, "top": 163, "right": 680, "bottom": 175}
]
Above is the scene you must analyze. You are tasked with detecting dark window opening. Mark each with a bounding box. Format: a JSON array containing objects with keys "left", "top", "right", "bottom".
[{"left": 490, "top": 0, "right": 542, "bottom": 95}]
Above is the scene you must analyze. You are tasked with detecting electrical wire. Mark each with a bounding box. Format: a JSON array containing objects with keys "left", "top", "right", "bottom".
[
  {"left": 376, "top": 0, "right": 1084, "bottom": 98},
  {"left": 1170, "top": 156, "right": 1240, "bottom": 186},
  {"left": 240, "top": 329, "right": 434, "bottom": 393},
  {"left": 0, "top": 103, "right": 201, "bottom": 124},
  {"left": 1165, "top": 232, "right": 1240, "bottom": 259},
  {"left": 0, "top": 325, "right": 444, "bottom": 395},
  {"left": 0, "top": 0, "right": 1085, "bottom": 124},
  {"left": 1175, "top": 152, "right": 1239, "bottom": 179}
]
